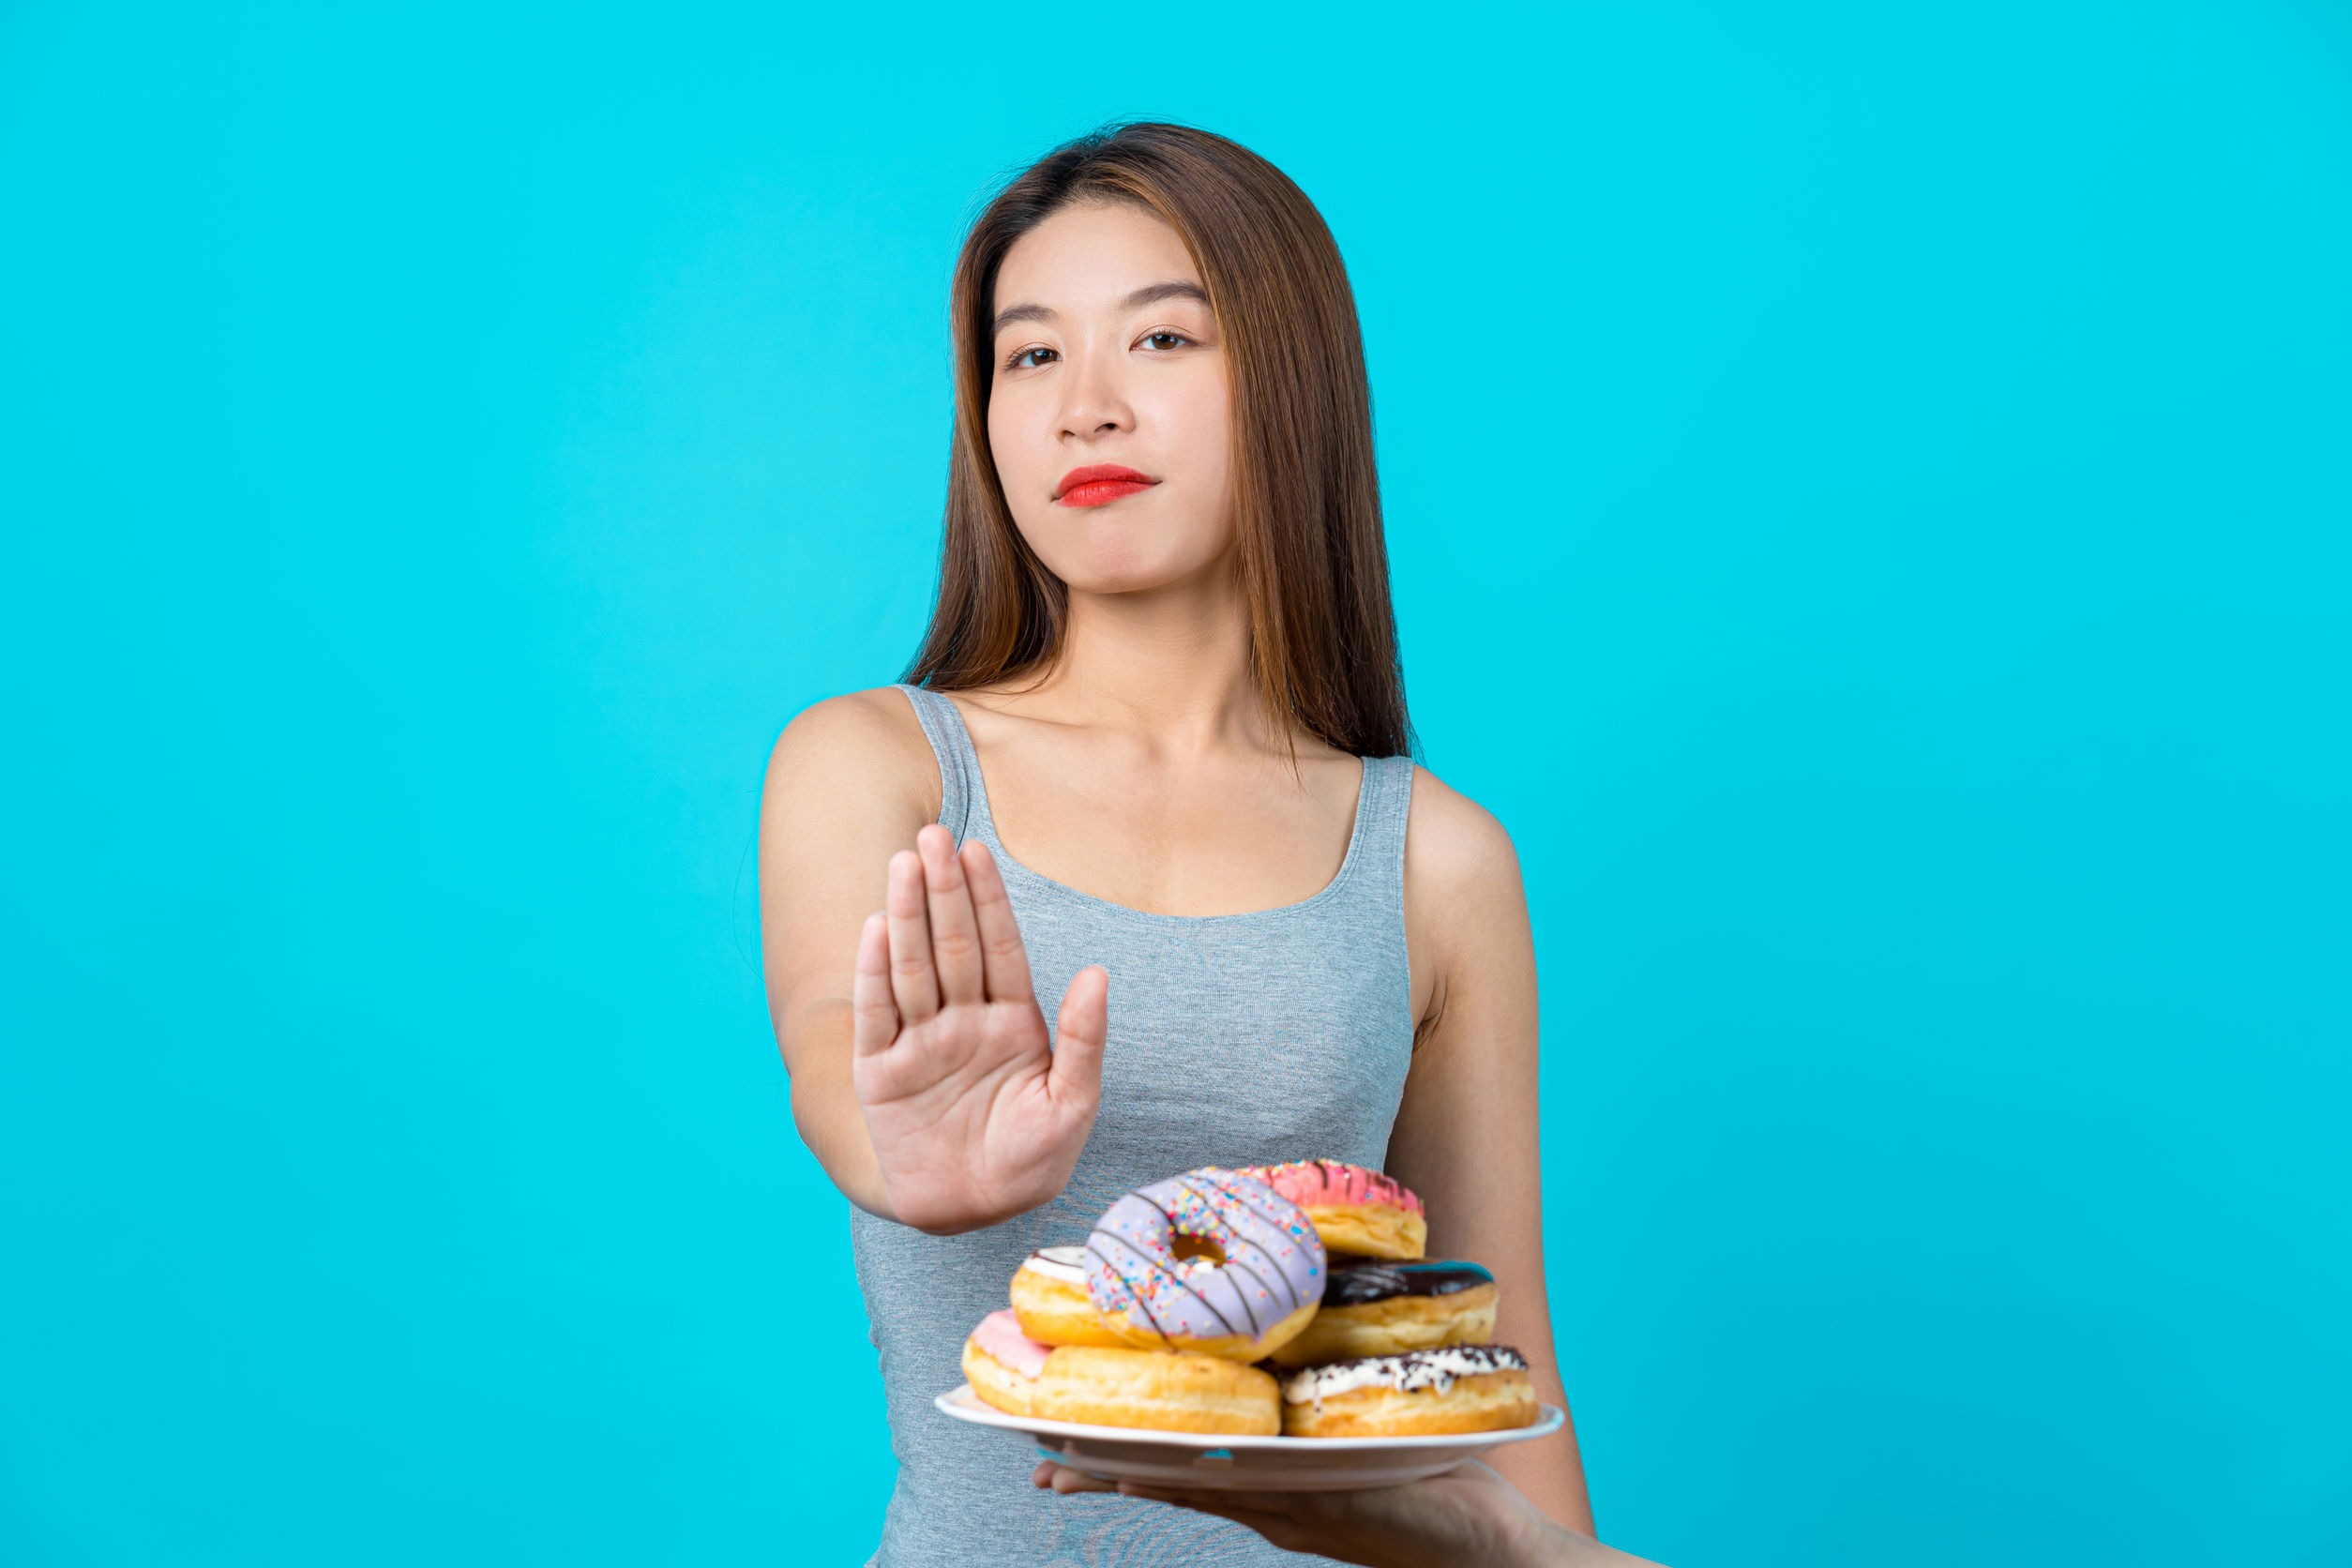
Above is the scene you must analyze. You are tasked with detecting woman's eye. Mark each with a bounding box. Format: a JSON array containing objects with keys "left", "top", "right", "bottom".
[
  {"left": 1140, "top": 331, "right": 1191, "bottom": 351},
  {"left": 1003, "top": 346, "right": 1056, "bottom": 371}
]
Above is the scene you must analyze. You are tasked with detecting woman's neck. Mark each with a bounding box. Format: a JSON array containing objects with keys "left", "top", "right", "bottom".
[{"left": 991, "top": 567, "right": 1274, "bottom": 758}]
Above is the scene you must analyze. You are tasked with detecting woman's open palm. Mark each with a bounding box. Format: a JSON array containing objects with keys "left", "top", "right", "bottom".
[{"left": 852, "top": 823, "right": 1107, "bottom": 1233}]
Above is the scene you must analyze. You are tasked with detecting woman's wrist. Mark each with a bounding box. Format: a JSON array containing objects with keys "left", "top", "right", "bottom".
[
  {"left": 869, "top": 1160, "right": 1062, "bottom": 1236},
  {"left": 1525, "top": 1516, "right": 1660, "bottom": 1568},
  {"left": 1472, "top": 1484, "right": 1562, "bottom": 1568},
  {"left": 1495, "top": 1503, "right": 1632, "bottom": 1568}
]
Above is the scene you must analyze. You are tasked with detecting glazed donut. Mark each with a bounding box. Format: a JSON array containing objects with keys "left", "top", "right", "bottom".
[
  {"left": 1245, "top": 1161, "right": 1426, "bottom": 1260},
  {"left": 1009, "top": 1244, "right": 1127, "bottom": 1349},
  {"left": 961, "top": 1310, "right": 1279, "bottom": 1435},
  {"left": 1086, "top": 1167, "right": 1326, "bottom": 1360},
  {"left": 1267, "top": 1259, "right": 1500, "bottom": 1367},
  {"left": 1279, "top": 1346, "right": 1537, "bottom": 1438}
]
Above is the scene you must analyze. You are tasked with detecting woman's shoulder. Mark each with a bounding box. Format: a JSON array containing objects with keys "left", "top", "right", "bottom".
[
  {"left": 1401, "top": 763, "right": 1526, "bottom": 910},
  {"left": 762, "top": 685, "right": 940, "bottom": 822}
]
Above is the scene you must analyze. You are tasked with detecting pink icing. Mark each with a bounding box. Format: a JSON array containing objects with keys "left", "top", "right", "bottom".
[
  {"left": 1246, "top": 1160, "right": 1425, "bottom": 1216},
  {"left": 971, "top": 1309, "right": 1050, "bottom": 1379}
]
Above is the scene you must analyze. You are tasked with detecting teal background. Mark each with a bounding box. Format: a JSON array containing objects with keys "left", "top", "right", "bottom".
[{"left": 5, "top": 2, "right": 2347, "bottom": 1563}]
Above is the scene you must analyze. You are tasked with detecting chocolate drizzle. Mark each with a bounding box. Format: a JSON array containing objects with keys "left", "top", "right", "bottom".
[
  {"left": 1324, "top": 1259, "right": 1494, "bottom": 1307},
  {"left": 1085, "top": 1168, "right": 1324, "bottom": 1346},
  {"left": 1086, "top": 1235, "right": 1240, "bottom": 1342},
  {"left": 1245, "top": 1159, "right": 1425, "bottom": 1216},
  {"left": 1020, "top": 1244, "right": 1088, "bottom": 1285}
]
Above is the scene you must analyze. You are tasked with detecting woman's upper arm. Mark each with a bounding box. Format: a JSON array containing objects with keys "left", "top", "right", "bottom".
[
  {"left": 1389, "top": 768, "right": 1545, "bottom": 1274},
  {"left": 1389, "top": 766, "right": 1594, "bottom": 1531},
  {"left": 758, "top": 688, "right": 937, "bottom": 1187}
]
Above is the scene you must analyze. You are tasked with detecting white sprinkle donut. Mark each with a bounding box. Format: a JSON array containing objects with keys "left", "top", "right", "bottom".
[{"left": 1280, "top": 1346, "right": 1537, "bottom": 1438}]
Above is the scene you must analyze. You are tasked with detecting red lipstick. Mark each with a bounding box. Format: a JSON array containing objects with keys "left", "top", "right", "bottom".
[{"left": 1054, "top": 463, "right": 1157, "bottom": 508}]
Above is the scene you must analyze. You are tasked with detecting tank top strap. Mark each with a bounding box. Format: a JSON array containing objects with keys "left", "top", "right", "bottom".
[
  {"left": 892, "top": 684, "right": 1003, "bottom": 850},
  {"left": 1344, "top": 752, "right": 1417, "bottom": 907}
]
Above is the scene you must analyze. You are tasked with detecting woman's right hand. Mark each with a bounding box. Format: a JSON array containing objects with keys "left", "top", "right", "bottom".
[{"left": 852, "top": 822, "right": 1108, "bottom": 1234}]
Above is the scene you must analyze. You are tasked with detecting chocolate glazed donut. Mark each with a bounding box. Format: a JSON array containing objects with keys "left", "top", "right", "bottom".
[{"left": 1266, "top": 1259, "right": 1501, "bottom": 1367}]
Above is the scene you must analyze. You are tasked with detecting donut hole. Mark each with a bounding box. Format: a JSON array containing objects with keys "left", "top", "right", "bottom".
[{"left": 1171, "top": 1234, "right": 1228, "bottom": 1275}]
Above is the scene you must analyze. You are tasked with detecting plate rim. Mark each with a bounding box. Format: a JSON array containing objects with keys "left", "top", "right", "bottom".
[{"left": 934, "top": 1383, "right": 1566, "bottom": 1454}]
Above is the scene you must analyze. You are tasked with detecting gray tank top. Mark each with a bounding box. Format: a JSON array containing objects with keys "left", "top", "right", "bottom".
[{"left": 847, "top": 684, "right": 1417, "bottom": 1567}]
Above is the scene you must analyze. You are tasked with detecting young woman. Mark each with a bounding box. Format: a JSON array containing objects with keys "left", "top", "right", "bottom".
[{"left": 761, "top": 121, "right": 1592, "bottom": 1566}]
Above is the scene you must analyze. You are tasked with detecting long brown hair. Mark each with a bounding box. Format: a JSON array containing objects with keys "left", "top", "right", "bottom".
[{"left": 902, "top": 121, "right": 1414, "bottom": 760}]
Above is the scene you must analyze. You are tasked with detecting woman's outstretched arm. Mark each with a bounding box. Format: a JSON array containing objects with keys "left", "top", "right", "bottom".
[
  {"left": 1391, "top": 766, "right": 1595, "bottom": 1534},
  {"left": 1033, "top": 1459, "right": 1667, "bottom": 1568},
  {"left": 759, "top": 690, "right": 1107, "bottom": 1233}
]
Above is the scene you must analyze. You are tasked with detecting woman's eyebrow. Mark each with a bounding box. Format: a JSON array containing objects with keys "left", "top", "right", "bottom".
[
  {"left": 990, "top": 280, "right": 1212, "bottom": 336},
  {"left": 1119, "top": 280, "right": 1212, "bottom": 313}
]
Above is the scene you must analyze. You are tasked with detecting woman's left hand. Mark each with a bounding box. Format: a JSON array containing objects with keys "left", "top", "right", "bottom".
[{"left": 1031, "top": 1458, "right": 1566, "bottom": 1568}]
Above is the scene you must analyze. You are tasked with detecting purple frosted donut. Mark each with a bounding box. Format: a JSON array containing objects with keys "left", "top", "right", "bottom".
[{"left": 1085, "top": 1167, "right": 1328, "bottom": 1360}]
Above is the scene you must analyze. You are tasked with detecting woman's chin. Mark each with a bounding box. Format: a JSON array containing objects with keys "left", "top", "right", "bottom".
[{"left": 1050, "top": 551, "right": 1237, "bottom": 602}]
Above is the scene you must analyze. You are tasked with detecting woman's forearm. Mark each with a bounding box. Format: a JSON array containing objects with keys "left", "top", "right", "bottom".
[
  {"left": 1493, "top": 1489, "right": 1663, "bottom": 1568},
  {"left": 780, "top": 1001, "right": 896, "bottom": 1220},
  {"left": 1487, "top": 1439, "right": 1595, "bottom": 1538}
]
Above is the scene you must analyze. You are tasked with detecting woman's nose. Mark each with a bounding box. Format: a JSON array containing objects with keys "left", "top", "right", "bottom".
[{"left": 1056, "top": 347, "right": 1133, "bottom": 439}]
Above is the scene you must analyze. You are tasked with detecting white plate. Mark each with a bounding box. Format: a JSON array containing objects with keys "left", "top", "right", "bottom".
[{"left": 934, "top": 1384, "right": 1566, "bottom": 1492}]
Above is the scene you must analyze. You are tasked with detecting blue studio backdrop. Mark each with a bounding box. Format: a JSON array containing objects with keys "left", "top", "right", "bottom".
[{"left": 4, "top": 4, "right": 2347, "bottom": 1564}]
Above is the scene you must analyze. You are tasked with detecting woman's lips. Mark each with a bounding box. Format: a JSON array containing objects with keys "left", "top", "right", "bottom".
[{"left": 1054, "top": 464, "right": 1157, "bottom": 508}]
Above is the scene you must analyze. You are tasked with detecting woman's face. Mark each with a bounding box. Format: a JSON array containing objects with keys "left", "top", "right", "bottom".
[{"left": 986, "top": 200, "right": 1233, "bottom": 596}]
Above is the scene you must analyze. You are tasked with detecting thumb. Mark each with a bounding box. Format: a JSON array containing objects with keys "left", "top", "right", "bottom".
[{"left": 1048, "top": 964, "right": 1108, "bottom": 1108}]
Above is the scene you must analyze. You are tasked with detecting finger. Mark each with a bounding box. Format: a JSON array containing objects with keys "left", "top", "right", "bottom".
[
  {"left": 916, "top": 824, "right": 985, "bottom": 1005},
  {"left": 885, "top": 850, "right": 941, "bottom": 1021},
  {"left": 851, "top": 912, "right": 898, "bottom": 1059},
  {"left": 962, "top": 840, "right": 1035, "bottom": 1004},
  {"left": 1049, "top": 965, "right": 1108, "bottom": 1108},
  {"left": 1037, "top": 1463, "right": 1116, "bottom": 1495}
]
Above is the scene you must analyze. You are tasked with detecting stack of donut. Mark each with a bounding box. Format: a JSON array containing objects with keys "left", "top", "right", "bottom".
[{"left": 959, "top": 1161, "right": 1540, "bottom": 1438}]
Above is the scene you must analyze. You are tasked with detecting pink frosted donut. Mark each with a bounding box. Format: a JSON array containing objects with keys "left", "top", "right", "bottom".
[
  {"left": 1086, "top": 1167, "right": 1327, "bottom": 1361},
  {"left": 1245, "top": 1160, "right": 1427, "bottom": 1260}
]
